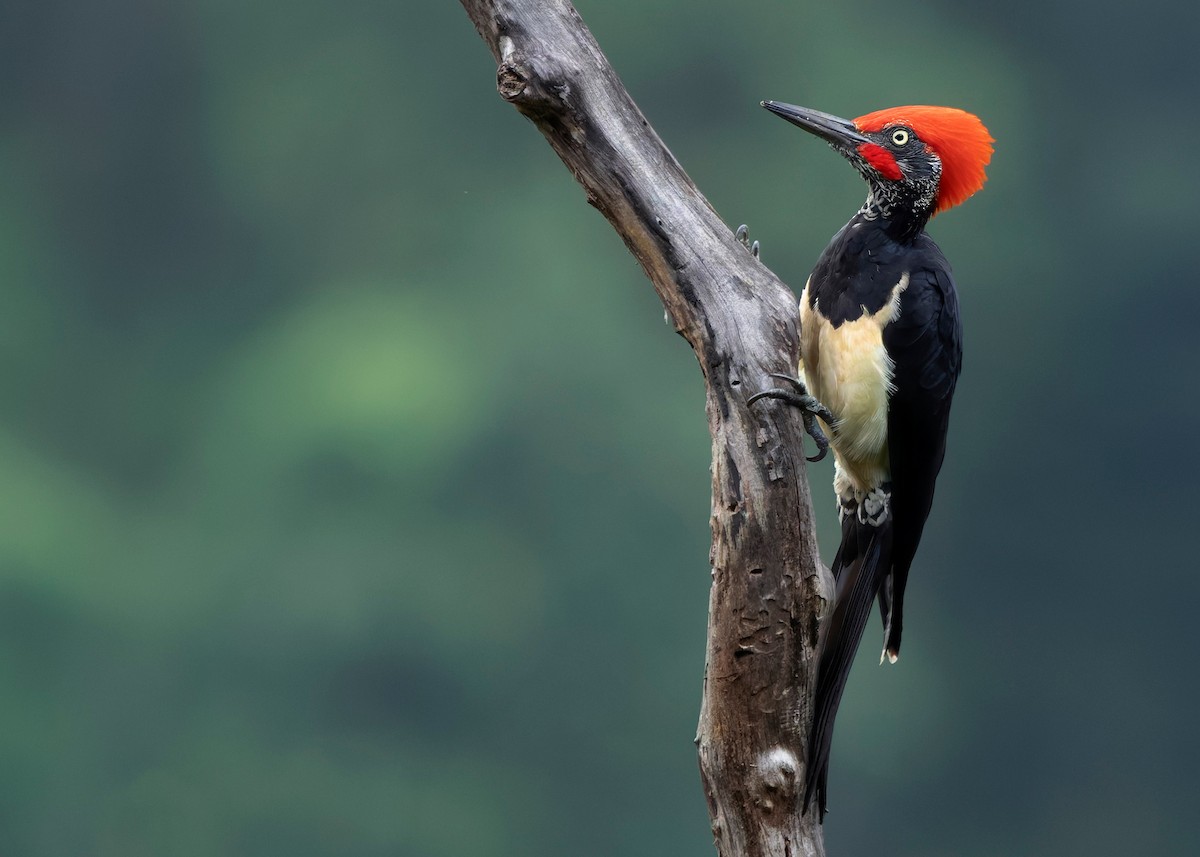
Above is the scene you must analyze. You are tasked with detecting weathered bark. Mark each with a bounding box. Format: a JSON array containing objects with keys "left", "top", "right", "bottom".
[{"left": 459, "top": 2, "right": 831, "bottom": 854}]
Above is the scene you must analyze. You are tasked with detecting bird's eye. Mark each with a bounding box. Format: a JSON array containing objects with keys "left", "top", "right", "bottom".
[{"left": 891, "top": 128, "right": 910, "bottom": 146}]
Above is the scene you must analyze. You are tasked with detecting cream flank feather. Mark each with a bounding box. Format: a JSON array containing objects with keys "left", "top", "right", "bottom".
[{"left": 798, "top": 273, "right": 909, "bottom": 496}]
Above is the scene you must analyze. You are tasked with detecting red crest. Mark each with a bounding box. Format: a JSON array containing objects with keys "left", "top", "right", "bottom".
[{"left": 854, "top": 106, "right": 994, "bottom": 215}]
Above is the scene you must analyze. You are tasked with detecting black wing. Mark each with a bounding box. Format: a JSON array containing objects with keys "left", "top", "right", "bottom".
[{"left": 879, "top": 247, "right": 962, "bottom": 660}]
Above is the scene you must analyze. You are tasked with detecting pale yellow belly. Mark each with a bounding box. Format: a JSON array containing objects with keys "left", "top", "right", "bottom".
[{"left": 797, "top": 275, "right": 908, "bottom": 498}]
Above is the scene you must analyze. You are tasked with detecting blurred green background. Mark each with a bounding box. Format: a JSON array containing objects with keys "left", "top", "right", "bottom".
[{"left": 2, "top": 0, "right": 1196, "bottom": 854}]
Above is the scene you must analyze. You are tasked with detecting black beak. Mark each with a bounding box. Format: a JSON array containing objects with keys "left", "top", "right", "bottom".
[{"left": 761, "top": 101, "right": 870, "bottom": 149}]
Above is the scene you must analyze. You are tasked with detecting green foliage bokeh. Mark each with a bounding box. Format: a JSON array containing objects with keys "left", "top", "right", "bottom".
[{"left": 1, "top": 1, "right": 1197, "bottom": 855}]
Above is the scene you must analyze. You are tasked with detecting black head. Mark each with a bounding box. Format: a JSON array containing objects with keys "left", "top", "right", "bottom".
[{"left": 762, "top": 101, "right": 993, "bottom": 239}]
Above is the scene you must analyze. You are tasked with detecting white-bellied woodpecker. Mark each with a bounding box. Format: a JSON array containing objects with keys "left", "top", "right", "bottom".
[{"left": 749, "top": 102, "right": 993, "bottom": 818}]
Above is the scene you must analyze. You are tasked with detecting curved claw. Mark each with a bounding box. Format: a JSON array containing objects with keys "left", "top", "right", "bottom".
[
  {"left": 766, "top": 372, "right": 804, "bottom": 386},
  {"left": 735, "top": 225, "right": 761, "bottom": 259},
  {"left": 802, "top": 417, "right": 830, "bottom": 462},
  {"left": 761, "top": 374, "right": 836, "bottom": 426},
  {"left": 747, "top": 387, "right": 796, "bottom": 407},
  {"left": 749, "top": 375, "right": 835, "bottom": 462}
]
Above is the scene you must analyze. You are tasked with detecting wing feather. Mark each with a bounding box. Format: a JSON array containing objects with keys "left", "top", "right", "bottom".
[{"left": 879, "top": 254, "right": 962, "bottom": 658}]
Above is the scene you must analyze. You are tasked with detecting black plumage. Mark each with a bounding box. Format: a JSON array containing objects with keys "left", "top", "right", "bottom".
[
  {"left": 753, "top": 100, "right": 988, "bottom": 819},
  {"left": 801, "top": 227, "right": 962, "bottom": 817}
]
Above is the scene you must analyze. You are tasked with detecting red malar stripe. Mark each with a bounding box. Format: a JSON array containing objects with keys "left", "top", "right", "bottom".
[{"left": 856, "top": 143, "right": 903, "bottom": 181}]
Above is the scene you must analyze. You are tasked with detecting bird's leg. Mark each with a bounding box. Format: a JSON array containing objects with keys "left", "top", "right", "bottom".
[
  {"left": 749, "top": 373, "right": 836, "bottom": 462},
  {"left": 735, "top": 224, "right": 760, "bottom": 259}
]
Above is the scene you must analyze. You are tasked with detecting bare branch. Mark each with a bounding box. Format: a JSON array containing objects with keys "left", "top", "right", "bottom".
[{"left": 460, "top": 2, "right": 830, "bottom": 854}]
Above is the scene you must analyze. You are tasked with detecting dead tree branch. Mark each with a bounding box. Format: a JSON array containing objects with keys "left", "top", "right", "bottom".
[{"left": 459, "top": 2, "right": 830, "bottom": 854}]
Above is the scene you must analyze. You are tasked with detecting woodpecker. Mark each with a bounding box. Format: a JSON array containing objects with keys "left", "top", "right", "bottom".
[{"left": 748, "top": 101, "right": 993, "bottom": 818}]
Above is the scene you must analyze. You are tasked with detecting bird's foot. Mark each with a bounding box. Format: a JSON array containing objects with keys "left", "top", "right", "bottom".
[
  {"left": 735, "top": 224, "right": 760, "bottom": 259},
  {"left": 748, "top": 374, "right": 835, "bottom": 462}
]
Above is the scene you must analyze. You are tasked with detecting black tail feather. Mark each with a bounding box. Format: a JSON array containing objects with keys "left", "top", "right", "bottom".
[
  {"left": 882, "top": 564, "right": 907, "bottom": 662},
  {"left": 877, "top": 571, "right": 893, "bottom": 635},
  {"left": 803, "top": 514, "right": 894, "bottom": 818}
]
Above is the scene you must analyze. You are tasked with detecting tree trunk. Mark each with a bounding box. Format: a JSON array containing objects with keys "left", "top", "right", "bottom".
[{"left": 458, "top": 2, "right": 831, "bottom": 854}]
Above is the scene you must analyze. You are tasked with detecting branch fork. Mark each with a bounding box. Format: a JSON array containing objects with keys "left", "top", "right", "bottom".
[{"left": 460, "top": 2, "right": 831, "bottom": 853}]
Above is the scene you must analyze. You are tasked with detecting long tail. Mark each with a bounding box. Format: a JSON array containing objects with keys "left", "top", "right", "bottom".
[{"left": 803, "top": 510, "right": 894, "bottom": 818}]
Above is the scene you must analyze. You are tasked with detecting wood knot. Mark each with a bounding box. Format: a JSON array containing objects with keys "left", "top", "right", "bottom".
[
  {"left": 751, "top": 747, "right": 799, "bottom": 819},
  {"left": 496, "top": 61, "right": 528, "bottom": 101}
]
